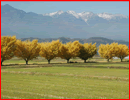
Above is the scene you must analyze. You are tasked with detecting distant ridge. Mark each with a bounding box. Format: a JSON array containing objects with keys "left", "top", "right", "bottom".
[{"left": 20, "top": 37, "right": 129, "bottom": 47}]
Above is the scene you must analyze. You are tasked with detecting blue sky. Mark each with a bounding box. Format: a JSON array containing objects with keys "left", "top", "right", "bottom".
[{"left": 1, "top": 1, "right": 129, "bottom": 16}]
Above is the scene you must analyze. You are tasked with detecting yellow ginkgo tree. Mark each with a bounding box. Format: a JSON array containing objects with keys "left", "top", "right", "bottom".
[
  {"left": 14, "top": 39, "right": 41, "bottom": 65},
  {"left": 115, "top": 44, "right": 129, "bottom": 62},
  {"left": 99, "top": 42, "right": 129, "bottom": 62},
  {"left": 1, "top": 36, "right": 17, "bottom": 65},
  {"left": 59, "top": 41, "right": 82, "bottom": 63},
  {"left": 98, "top": 43, "right": 114, "bottom": 62},
  {"left": 78, "top": 43, "right": 97, "bottom": 63},
  {"left": 39, "top": 40, "right": 62, "bottom": 64}
]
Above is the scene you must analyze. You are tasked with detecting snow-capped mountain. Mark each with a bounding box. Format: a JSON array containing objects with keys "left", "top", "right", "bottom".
[
  {"left": 97, "top": 12, "right": 129, "bottom": 20},
  {"left": 43, "top": 10, "right": 129, "bottom": 23},
  {"left": 43, "top": 10, "right": 64, "bottom": 16},
  {"left": 77, "top": 12, "right": 96, "bottom": 23},
  {"left": 66, "top": 10, "right": 80, "bottom": 18},
  {"left": 43, "top": 11, "right": 96, "bottom": 22}
]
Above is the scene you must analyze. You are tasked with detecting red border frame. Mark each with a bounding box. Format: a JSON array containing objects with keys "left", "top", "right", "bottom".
[
  {"left": 1, "top": 0, "right": 130, "bottom": 2},
  {"left": 0, "top": 0, "right": 129, "bottom": 100}
]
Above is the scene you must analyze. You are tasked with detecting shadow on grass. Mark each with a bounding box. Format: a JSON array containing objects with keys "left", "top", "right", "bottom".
[
  {"left": 1, "top": 61, "right": 129, "bottom": 66},
  {"left": 1, "top": 63, "right": 53, "bottom": 69},
  {"left": 1, "top": 62, "right": 129, "bottom": 70}
]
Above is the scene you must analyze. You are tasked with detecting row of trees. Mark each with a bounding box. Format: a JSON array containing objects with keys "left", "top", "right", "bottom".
[
  {"left": 1, "top": 36, "right": 129, "bottom": 65},
  {"left": 98, "top": 43, "right": 129, "bottom": 62}
]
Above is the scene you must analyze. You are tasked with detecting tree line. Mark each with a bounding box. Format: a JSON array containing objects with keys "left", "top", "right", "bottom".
[{"left": 1, "top": 36, "right": 129, "bottom": 65}]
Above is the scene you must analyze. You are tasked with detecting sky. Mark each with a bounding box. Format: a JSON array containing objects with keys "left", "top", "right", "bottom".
[{"left": 1, "top": 1, "right": 129, "bottom": 16}]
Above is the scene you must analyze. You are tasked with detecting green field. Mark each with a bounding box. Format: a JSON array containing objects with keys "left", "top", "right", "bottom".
[{"left": 1, "top": 57, "right": 129, "bottom": 99}]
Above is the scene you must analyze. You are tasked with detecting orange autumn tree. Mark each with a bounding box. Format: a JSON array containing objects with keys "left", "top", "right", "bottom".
[
  {"left": 59, "top": 41, "right": 82, "bottom": 63},
  {"left": 78, "top": 43, "right": 97, "bottom": 63},
  {"left": 14, "top": 39, "right": 41, "bottom": 65},
  {"left": 1, "top": 36, "right": 17, "bottom": 65},
  {"left": 39, "top": 40, "right": 62, "bottom": 64}
]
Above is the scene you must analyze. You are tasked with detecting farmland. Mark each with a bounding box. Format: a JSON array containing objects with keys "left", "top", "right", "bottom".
[{"left": 1, "top": 57, "right": 129, "bottom": 99}]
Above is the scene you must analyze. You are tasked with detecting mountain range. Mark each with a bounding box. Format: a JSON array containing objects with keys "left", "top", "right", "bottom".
[
  {"left": 43, "top": 10, "right": 128, "bottom": 23},
  {"left": 1, "top": 4, "right": 129, "bottom": 41}
]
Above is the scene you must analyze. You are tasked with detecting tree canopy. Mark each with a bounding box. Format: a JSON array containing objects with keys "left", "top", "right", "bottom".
[
  {"left": 1, "top": 36, "right": 16, "bottom": 65},
  {"left": 79, "top": 43, "right": 97, "bottom": 63},
  {"left": 59, "top": 41, "right": 82, "bottom": 63},
  {"left": 39, "top": 40, "right": 62, "bottom": 64},
  {"left": 14, "top": 39, "right": 40, "bottom": 64}
]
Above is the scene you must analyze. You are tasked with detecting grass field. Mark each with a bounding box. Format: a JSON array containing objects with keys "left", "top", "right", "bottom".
[{"left": 1, "top": 57, "right": 129, "bottom": 99}]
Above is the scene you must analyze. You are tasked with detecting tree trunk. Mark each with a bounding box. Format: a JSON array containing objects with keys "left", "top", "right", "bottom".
[
  {"left": 1, "top": 60, "right": 3, "bottom": 66},
  {"left": 26, "top": 60, "right": 28, "bottom": 65},
  {"left": 107, "top": 59, "right": 109, "bottom": 62},
  {"left": 67, "top": 59, "right": 69, "bottom": 63},
  {"left": 121, "top": 58, "right": 123, "bottom": 62},
  {"left": 48, "top": 60, "right": 50, "bottom": 64},
  {"left": 84, "top": 60, "right": 86, "bottom": 63}
]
